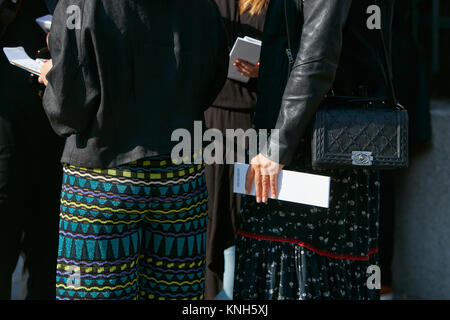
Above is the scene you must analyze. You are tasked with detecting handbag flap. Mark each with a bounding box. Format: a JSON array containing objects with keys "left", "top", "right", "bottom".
[{"left": 313, "top": 107, "right": 408, "bottom": 168}]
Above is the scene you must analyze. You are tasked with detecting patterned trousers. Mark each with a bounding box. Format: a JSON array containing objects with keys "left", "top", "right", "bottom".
[{"left": 55, "top": 157, "right": 207, "bottom": 300}]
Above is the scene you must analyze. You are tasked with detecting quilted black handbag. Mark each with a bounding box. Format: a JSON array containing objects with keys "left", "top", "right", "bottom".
[
  {"left": 311, "top": 97, "right": 408, "bottom": 169},
  {"left": 283, "top": 0, "right": 408, "bottom": 170}
]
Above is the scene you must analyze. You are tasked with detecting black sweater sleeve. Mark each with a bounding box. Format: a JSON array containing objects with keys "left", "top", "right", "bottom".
[{"left": 43, "top": 0, "right": 101, "bottom": 137}]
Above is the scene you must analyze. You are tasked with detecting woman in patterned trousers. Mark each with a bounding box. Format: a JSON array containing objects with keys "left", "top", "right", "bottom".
[
  {"left": 56, "top": 157, "right": 208, "bottom": 300},
  {"left": 38, "top": 0, "right": 228, "bottom": 300}
]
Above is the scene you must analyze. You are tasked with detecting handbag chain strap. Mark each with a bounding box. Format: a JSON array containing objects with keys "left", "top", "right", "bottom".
[
  {"left": 375, "top": 0, "right": 401, "bottom": 108},
  {"left": 283, "top": 0, "right": 404, "bottom": 110},
  {"left": 284, "top": 0, "right": 295, "bottom": 66}
]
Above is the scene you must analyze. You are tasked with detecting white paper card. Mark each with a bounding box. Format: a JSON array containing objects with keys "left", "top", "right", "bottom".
[
  {"left": 233, "top": 162, "right": 331, "bottom": 208},
  {"left": 2, "top": 47, "right": 43, "bottom": 76},
  {"left": 227, "top": 37, "right": 262, "bottom": 83},
  {"left": 36, "top": 14, "right": 53, "bottom": 33}
]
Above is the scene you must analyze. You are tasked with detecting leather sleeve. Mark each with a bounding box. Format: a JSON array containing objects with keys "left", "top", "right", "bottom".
[{"left": 263, "top": 0, "right": 352, "bottom": 165}]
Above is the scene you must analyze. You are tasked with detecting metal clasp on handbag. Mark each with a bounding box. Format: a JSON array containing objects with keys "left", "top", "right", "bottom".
[{"left": 352, "top": 151, "right": 374, "bottom": 166}]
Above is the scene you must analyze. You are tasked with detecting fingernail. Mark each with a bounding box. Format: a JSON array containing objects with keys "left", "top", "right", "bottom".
[{"left": 256, "top": 197, "right": 261, "bottom": 203}]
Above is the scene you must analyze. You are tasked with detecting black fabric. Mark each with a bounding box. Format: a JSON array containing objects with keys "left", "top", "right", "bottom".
[
  {"left": 44, "top": 0, "right": 58, "bottom": 13},
  {"left": 43, "top": 0, "right": 229, "bottom": 169},
  {"left": 0, "top": 0, "right": 63, "bottom": 300},
  {"left": 0, "top": 0, "right": 20, "bottom": 40},
  {"left": 254, "top": 0, "right": 396, "bottom": 166},
  {"left": 234, "top": 0, "right": 393, "bottom": 301},
  {"left": 204, "top": 1, "right": 267, "bottom": 299},
  {"left": 376, "top": 1, "right": 433, "bottom": 288},
  {"left": 211, "top": 0, "right": 266, "bottom": 111},
  {"left": 391, "top": 32, "right": 431, "bottom": 148},
  {"left": 379, "top": 171, "right": 395, "bottom": 287},
  {"left": 235, "top": 142, "right": 381, "bottom": 300},
  {"left": 392, "top": 0, "right": 431, "bottom": 147},
  {"left": 204, "top": 106, "right": 252, "bottom": 299}
]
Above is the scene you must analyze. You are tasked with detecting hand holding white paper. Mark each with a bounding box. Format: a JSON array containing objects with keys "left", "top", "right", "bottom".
[
  {"left": 233, "top": 163, "right": 331, "bottom": 208},
  {"left": 3, "top": 47, "right": 43, "bottom": 76},
  {"left": 227, "top": 37, "right": 262, "bottom": 83}
]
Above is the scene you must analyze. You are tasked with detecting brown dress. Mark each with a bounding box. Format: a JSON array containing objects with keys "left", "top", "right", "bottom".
[{"left": 204, "top": 0, "right": 267, "bottom": 299}]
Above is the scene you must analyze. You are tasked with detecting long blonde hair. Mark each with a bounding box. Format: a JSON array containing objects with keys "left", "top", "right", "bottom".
[{"left": 239, "top": 0, "right": 269, "bottom": 16}]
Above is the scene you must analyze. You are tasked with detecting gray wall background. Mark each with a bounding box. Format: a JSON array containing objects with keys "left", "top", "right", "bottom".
[{"left": 393, "top": 100, "right": 450, "bottom": 299}]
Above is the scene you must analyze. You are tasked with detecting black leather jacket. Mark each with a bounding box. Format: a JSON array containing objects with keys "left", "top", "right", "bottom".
[
  {"left": 43, "top": 0, "right": 228, "bottom": 168},
  {"left": 255, "top": 0, "right": 394, "bottom": 165}
]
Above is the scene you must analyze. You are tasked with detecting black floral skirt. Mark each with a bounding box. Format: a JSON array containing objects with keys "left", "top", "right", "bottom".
[{"left": 234, "top": 152, "right": 381, "bottom": 300}]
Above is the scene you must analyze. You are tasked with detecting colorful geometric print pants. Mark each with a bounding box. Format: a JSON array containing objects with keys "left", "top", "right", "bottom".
[{"left": 56, "top": 157, "right": 208, "bottom": 300}]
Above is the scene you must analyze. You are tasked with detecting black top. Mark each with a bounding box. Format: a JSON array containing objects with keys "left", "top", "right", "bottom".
[
  {"left": 43, "top": 0, "right": 228, "bottom": 169},
  {"left": 254, "top": 0, "right": 395, "bottom": 165},
  {"left": 212, "top": 0, "right": 266, "bottom": 111},
  {"left": 0, "top": 0, "right": 48, "bottom": 105}
]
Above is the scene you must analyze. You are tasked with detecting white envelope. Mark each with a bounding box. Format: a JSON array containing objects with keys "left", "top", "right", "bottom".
[{"left": 233, "top": 162, "right": 331, "bottom": 208}]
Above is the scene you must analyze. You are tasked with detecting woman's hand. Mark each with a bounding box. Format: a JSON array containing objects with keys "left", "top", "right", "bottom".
[
  {"left": 38, "top": 59, "right": 53, "bottom": 86},
  {"left": 234, "top": 59, "right": 260, "bottom": 78},
  {"left": 246, "top": 153, "right": 284, "bottom": 203}
]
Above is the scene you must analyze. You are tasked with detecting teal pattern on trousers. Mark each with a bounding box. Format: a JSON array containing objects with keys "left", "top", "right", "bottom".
[{"left": 56, "top": 156, "right": 207, "bottom": 300}]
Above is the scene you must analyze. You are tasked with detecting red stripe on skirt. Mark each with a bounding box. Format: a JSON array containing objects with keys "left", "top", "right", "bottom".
[{"left": 237, "top": 230, "right": 378, "bottom": 261}]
